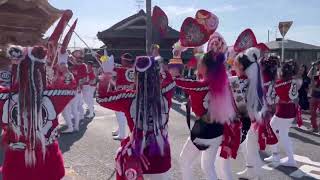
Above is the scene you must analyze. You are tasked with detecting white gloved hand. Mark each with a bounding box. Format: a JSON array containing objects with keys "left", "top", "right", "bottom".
[
  {"left": 58, "top": 51, "right": 68, "bottom": 65},
  {"left": 102, "top": 55, "right": 115, "bottom": 73}
]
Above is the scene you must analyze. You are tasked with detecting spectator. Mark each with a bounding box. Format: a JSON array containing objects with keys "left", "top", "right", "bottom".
[
  {"left": 298, "top": 64, "right": 311, "bottom": 110},
  {"left": 307, "top": 60, "right": 320, "bottom": 132}
]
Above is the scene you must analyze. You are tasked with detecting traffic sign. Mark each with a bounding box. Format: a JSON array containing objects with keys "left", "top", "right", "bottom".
[{"left": 278, "top": 21, "right": 293, "bottom": 37}]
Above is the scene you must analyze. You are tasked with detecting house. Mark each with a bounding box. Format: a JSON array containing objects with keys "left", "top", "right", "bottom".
[
  {"left": 97, "top": 10, "right": 192, "bottom": 64},
  {"left": 266, "top": 38, "right": 320, "bottom": 66}
]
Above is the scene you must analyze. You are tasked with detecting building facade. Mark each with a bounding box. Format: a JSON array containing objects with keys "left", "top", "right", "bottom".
[
  {"left": 266, "top": 38, "right": 320, "bottom": 66},
  {"left": 97, "top": 10, "right": 192, "bottom": 64}
]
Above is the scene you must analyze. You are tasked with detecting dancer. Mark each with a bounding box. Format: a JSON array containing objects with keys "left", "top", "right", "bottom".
[
  {"left": 112, "top": 53, "right": 136, "bottom": 140},
  {"left": 266, "top": 60, "right": 302, "bottom": 167},
  {"left": 59, "top": 51, "right": 77, "bottom": 133},
  {"left": 234, "top": 47, "right": 265, "bottom": 179},
  {"left": 177, "top": 32, "right": 237, "bottom": 180},
  {"left": 82, "top": 61, "right": 98, "bottom": 119},
  {"left": 97, "top": 56, "right": 175, "bottom": 179},
  {"left": 215, "top": 45, "right": 252, "bottom": 180},
  {"left": 308, "top": 60, "right": 320, "bottom": 132},
  {"left": 1, "top": 45, "right": 75, "bottom": 180},
  {"left": 259, "top": 55, "right": 279, "bottom": 152},
  {"left": 62, "top": 49, "right": 87, "bottom": 133}
]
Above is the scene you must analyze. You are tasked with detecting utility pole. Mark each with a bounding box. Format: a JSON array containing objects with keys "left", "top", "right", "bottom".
[
  {"left": 268, "top": 30, "right": 270, "bottom": 42},
  {"left": 146, "top": 0, "right": 152, "bottom": 55}
]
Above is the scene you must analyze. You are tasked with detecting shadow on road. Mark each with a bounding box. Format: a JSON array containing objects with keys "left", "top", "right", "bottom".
[
  {"left": 259, "top": 152, "right": 317, "bottom": 180},
  {"left": 292, "top": 127, "right": 320, "bottom": 138},
  {"left": 59, "top": 117, "right": 94, "bottom": 153},
  {"left": 289, "top": 131, "right": 320, "bottom": 146}
]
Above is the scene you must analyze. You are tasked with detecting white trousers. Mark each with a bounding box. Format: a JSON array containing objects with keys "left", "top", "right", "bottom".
[
  {"left": 77, "top": 92, "right": 85, "bottom": 120},
  {"left": 62, "top": 101, "right": 73, "bottom": 128},
  {"left": 215, "top": 149, "right": 233, "bottom": 180},
  {"left": 144, "top": 172, "right": 169, "bottom": 180},
  {"left": 82, "top": 85, "right": 96, "bottom": 117},
  {"left": 242, "top": 124, "right": 263, "bottom": 174},
  {"left": 270, "top": 116, "right": 295, "bottom": 161},
  {"left": 73, "top": 92, "right": 83, "bottom": 129},
  {"left": 180, "top": 136, "right": 222, "bottom": 180},
  {"left": 115, "top": 111, "right": 127, "bottom": 137}
]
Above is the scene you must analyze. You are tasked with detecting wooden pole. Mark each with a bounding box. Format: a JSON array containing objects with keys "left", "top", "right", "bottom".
[{"left": 146, "top": 0, "right": 152, "bottom": 55}]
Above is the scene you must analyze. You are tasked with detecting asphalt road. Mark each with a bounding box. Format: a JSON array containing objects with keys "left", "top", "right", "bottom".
[{"left": 1, "top": 99, "right": 320, "bottom": 180}]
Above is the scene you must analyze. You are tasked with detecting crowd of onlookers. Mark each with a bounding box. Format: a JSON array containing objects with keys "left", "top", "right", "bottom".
[{"left": 299, "top": 60, "right": 320, "bottom": 132}]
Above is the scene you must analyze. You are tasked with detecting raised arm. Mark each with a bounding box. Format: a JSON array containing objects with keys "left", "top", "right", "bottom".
[
  {"left": 161, "top": 71, "right": 176, "bottom": 96},
  {"left": 175, "top": 78, "right": 209, "bottom": 94},
  {"left": 96, "top": 89, "right": 135, "bottom": 113}
]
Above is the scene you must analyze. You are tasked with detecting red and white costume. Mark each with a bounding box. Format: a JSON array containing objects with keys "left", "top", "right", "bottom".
[
  {"left": 266, "top": 77, "right": 302, "bottom": 167},
  {"left": 82, "top": 64, "right": 97, "bottom": 118},
  {"left": 176, "top": 44, "right": 241, "bottom": 180},
  {"left": 114, "top": 66, "right": 135, "bottom": 91},
  {"left": 110, "top": 65, "right": 136, "bottom": 139},
  {"left": 63, "top": 58, "right": 87, "bottom": 132},
  {"left": 260, "top": 69, "right": 278, "bottom": 150},
  {"left": 0, "top": 70, "right": 12, "bottom": 88},
  {"left": 176, "top": 76, "right": 244, "bottom": 180},
  {"left": 1, "top": 46, "right": 76, "bottom": 180},
  {"left": 97, "top": 63, "right": 175, "bottom": 179}
]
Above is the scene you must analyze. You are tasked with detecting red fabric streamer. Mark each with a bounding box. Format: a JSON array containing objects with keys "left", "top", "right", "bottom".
[
  {"left": 296, "top": 105, "right": 303, "bottom": 127},
  {"left": 220, "top": 121, "right": 241, "bottom": 159}
]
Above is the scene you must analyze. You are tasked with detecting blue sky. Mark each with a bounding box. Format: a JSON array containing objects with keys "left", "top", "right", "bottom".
[{"left": 48, "top": 0, "right": 320, "bottom": 48}]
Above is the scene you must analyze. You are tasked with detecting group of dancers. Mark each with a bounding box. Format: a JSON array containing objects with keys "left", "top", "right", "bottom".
[
  {"left": 0, "top": 9, "right": 304, "bottom": 180},
  {"left": 95, "top": 29, "right": 303, "bottom": 180}
]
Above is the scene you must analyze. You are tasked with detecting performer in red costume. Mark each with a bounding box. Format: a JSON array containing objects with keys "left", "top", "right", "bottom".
[
  {"left": 59, "top": 51, "right": 77, "bottom": 134},
  {"left": 234, "top": 47, "right": 265, "bottom": 179},
  {"left": 62, "top": 49, "right": 87, "bottom": 133},
  {"left": 82, "top": 61, "right": 98, "bottom": 119},
  {"left": 112, "top": 53, "right": 136, "bottom": 140},
  {"left": 265, "top": 60, "right": 302, "bottom": 167},
  {"left": 1, "top": 46, "right": 75, "bottom": 180},
  {"left": 177, "top": 32, "right": 238, "bottom": 180},
  {"left": 260, "top": 55, "right": 280, "bottom": 164},
  {"left": 308, "top": 60, "right": 320, "bottom": 132},
  {"left": 97, "top": 56, "right": 175, "bottom": 179}
]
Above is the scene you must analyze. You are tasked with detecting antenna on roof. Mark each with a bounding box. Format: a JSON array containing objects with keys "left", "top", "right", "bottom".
[{"left": 135, "top": 0, "right": 144, "bottom": 12}]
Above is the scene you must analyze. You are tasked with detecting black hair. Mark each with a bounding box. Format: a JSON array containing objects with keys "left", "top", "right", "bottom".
[
  {"left": 238, "top": 54, "right": 254, "bottom": 70},
  {"left": 260, "top": 55, "right": 279, "bottom": 81},
  {"left": 281, "top": 60, "right": 298, "bottom": 80}
]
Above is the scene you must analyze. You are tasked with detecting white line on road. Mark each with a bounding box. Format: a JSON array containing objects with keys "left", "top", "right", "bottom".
[
  {"left": 262, "top": 154, "right": 320, "bottom": 179},
  {"left": 290, "top": 165, "right": 320, "bottom": 179}
]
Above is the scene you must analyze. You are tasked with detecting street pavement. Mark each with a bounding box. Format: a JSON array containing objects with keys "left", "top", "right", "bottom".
[{"left": 1, "top": 99, "right": 320, "bottom": 180}]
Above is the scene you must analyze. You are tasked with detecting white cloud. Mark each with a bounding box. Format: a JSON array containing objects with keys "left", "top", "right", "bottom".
[
  {"left": 162, "top": 4, "right": 243, "bottom": 17},
  {"left": 163, "top": 6, "right": 197, "bottom": 16},
  {"left": 212, "top": 5, "right": 243, "bottom": 13}
]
